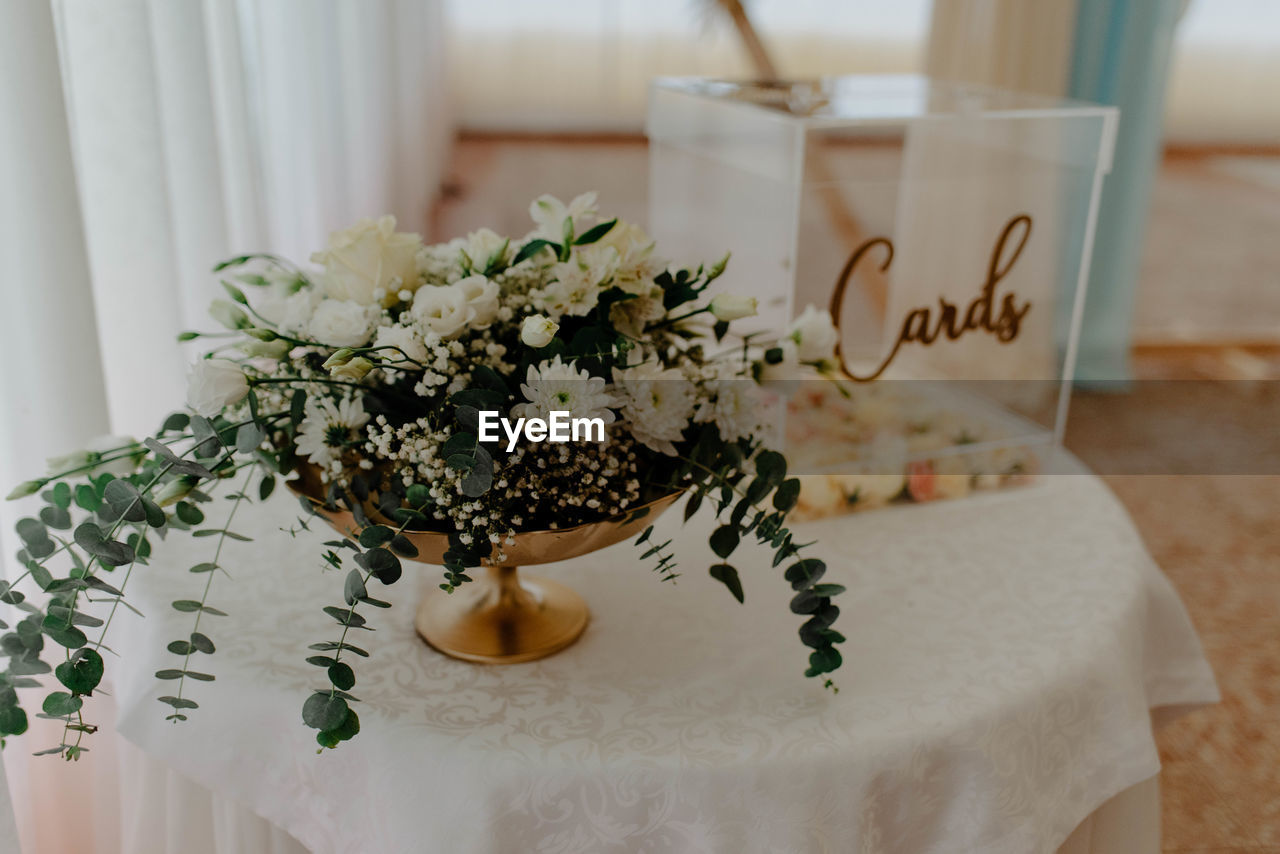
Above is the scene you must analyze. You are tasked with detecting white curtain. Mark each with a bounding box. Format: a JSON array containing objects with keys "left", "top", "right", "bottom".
[{"left": 0, "top": 1, "right": 451, "bottom": 852}]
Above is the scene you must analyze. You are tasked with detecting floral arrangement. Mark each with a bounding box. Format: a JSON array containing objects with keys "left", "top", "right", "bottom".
[{"left": 4, "top": 194, "right": 847, "bottom": 756}]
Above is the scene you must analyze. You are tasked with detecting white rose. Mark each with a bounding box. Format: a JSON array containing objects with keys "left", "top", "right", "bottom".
[
  {"left": 410, "top": 285, "right": 474, "bottom": 339},
  {"left": 454, "top": 275, "right": 501, "bottom": 327},
  {"left": 310, "top": 215, "right": 423, "bottom": 306},
  {"left": 520, "top": 314, "right": 559, "bottom": 348},
  {"left": 788, "top": 305, "right": 839, "bottom": 363},
  {"left": 186, "top": 359, "right": 249, "bottom": 417},
  {"left": 307, "top": 299, "right": 376, "bottom": 347},
  {"left": 709, "top": 294, "right": 758, "bottom": 322}
]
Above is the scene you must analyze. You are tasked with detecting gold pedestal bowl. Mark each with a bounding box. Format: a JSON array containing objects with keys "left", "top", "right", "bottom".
[{"left": 289, "top": 468, "right": 682, "bottom": 664}]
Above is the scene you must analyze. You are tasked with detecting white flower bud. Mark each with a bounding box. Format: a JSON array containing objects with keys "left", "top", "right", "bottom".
[
  {"left": 520, "top": 314, "right": 559, "bottom": 348},
  {"left": 185, "top": 359, "right": 249, "bottom": 417},
  {"left": 330, "top": 356, "right": 374, "bottom": 381},
  {"left": 709, "top": 294, "right": 757, "bottom": 322}
]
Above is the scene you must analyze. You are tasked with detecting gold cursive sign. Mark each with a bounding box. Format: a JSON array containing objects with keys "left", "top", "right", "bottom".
[{"left": 829, "top": 214, "right": 1034, "bottom": 382}]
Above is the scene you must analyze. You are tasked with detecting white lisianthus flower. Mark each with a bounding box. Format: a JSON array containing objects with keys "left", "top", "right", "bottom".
[
  {"left": 46, "top": 435, "right": 142, "bottom": 477},
  {"left": 528, "top": 192, "right": 598, "bottom": 242},
  {"left": 513, "top": 355, "right": 616, "bottom": 425},
  {"left": 295, "top": 397, "right": 370, "bottom": 471},
  {"left": 307, "top": 299, "right": 376, "bottom": 347},
  {"left": 373, "top": 323, "right": 429, "bottom": 365},
  {"left": 611, "top": 363, "right": 693, "bottom": 455},
  {"left": 788, "top": 306, "right": 839, "bottom": 364},
  {"left": 411, "top": 285, "right": 475, "bottom": 339},
  {"left": 454, "top": 275, "right": 501, "bottom": 327},
  {"left": 709, "top": 294, "right": 758, "bottom": 322},
  {"left": 311, "top": 215, "right": 423, "bottom": 307},
  {"left": 520, "top": 315, "right": 559, "bottom": 348},
  {"left": 186, "top": 359, "right": 249, "bottom": 417}
]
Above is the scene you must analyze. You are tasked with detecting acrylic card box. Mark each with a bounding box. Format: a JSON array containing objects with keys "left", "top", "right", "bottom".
[{"left": 647, "top": 76, "right": 1117, "bottom": 515}]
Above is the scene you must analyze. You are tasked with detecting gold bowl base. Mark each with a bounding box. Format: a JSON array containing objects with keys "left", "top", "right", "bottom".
[{"left": 414, "top": 565, "right": 589, "bottom": 664}]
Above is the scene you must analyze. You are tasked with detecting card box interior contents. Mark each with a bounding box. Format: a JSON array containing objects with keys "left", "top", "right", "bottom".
[{"left": 647, "top": 76, "right": 1118, "bottom": 517}]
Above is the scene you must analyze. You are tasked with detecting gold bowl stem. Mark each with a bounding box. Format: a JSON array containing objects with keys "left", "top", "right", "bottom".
[{"left": 414, "top": 565, "right": 589, "bottom": 664}]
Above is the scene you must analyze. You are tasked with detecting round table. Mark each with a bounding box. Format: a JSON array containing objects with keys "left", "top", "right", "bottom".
[{"left": 101, "top": 469, "right": 1215, "bottom": 854}]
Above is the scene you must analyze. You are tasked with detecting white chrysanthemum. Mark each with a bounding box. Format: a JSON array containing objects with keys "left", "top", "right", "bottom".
[
  {"left": 611, "top": 363, "right": 692, "bottom": 455},
  {"left": 513, "top": 355, "right": 616, "bottom": 425},
  {"left": 694, "top": 365, "right": 769, "bottom": 443},
  {"left": 528, "top": 192, "right": 598, "bottom": 242},
  {"left": 296, "top": 397, "right": 370, "bottom": 470}
]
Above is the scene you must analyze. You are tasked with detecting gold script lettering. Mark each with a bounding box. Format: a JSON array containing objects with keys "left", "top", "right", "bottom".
[{"left": 829, "top": 214, "right": 1034, "bottom": 382}]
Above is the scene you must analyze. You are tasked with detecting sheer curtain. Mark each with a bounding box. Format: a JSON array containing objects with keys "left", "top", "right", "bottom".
[{"left": 0, "top": 1, "right": 451, "bottom": 851}]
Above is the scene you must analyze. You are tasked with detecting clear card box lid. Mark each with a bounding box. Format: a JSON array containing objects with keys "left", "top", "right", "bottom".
[{"left": 648, "top": 75, "right": 1118, "bottom": 502}]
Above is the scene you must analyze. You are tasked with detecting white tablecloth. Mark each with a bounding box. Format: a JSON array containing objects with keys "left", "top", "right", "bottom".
[{"left": 102, "top": 471, "right": 1216, "bottom": 854}]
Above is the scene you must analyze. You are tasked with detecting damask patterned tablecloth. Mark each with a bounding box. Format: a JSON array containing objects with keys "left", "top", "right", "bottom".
[{"left": 108, "top": 471, "right": 1217, "bottom": 854}]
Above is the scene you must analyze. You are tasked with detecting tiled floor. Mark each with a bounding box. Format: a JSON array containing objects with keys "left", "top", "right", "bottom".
[{"left": 434, "top": 136, "right": 1280, "bottom": 852}]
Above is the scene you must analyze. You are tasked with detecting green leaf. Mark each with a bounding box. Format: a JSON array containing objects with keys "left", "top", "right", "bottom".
[
  {"left": 167, "top": 640, "right": 193, "bottom": 655},
  {"left": 343, "top": 570, "right": 366, "bottom": 605},
  {"left": 302, "top": 692, "right": 349, "bottom": 731},
  {"left": 573, "top": 218, "right": 617, "bottom": 245},
  {"left": 318, "top": 706, "right": 360, "bottom": 746},
  {"left": 54, "top": 649, "right": 103, "bottom": 694},
  {"left": 709, "top": 525, "right": 739, "bottom": 559},
  {"left": 236, "top": 422, "right": 265, "bottom": 454},
  {"left": 754, "top": 450, "right": 787, "bottom": 487},
  {"left": 289, "top": 390, "right": 308, "bottom": 428},
  {"left": 359, "top": 525, "right": 395, "bottom": 548},
  {"left": 189, "top": 632, "right": 215, "bottom": 654},
  {"left": 42, "top": 691, "right": 82, "bottom": 717},
  {"left": 805, "top": 646, "right": 842, "bottom": 676},
  {"left": 357, "top": 548, "right": 401, "bottom": 585},
  {"left": 176, "top": 501, "right": 205, "bottom": 525},
  {"left": 406, "top": 484, "right": 431, "bottom": 508},
  {"left": 389, "top": 534, "right": 418, "bottom": 558},
  {"left": 161, "top": 412, "right": 191, "bottom": 433},
  {"left": 809, "top": 583, "right": 845, "bottom": 597},
  {"left": 512, "top": 239, "right": 558, "bottom": 266},
  {"left": 43, "top": 620, "right": 87, "bottom": 650},
  {"left": 258, "top": 475, "right": 276, "bottom": 501},
  {"left": 327, "top": 662, "right": 355, "bottom": 691},
  {"left": 154, "top": 669, "right": 185, "bottom": 679},
  {"left": 74, "top": 484, "right": 101, "bottom": 512},
  {"left": 74, "top": 521, "right": 136, "bottom": 566},
  {"left": 773, "top": 478, "right": 801, "bottom": 512},
  {"left": 39, "top": 505, "right": 71, "bottom": 531},
  {"left": 0, "top": 704, "right": 28, "bottom": 736},
  {"left": 709, "top": 564, "right": 744, "bottom": 603},
  {"left": 158, "top": 696, "right": 198, "bottom": 710},
  {"left": 784, "top": 559, "right": 826, "bottom": 590}
]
